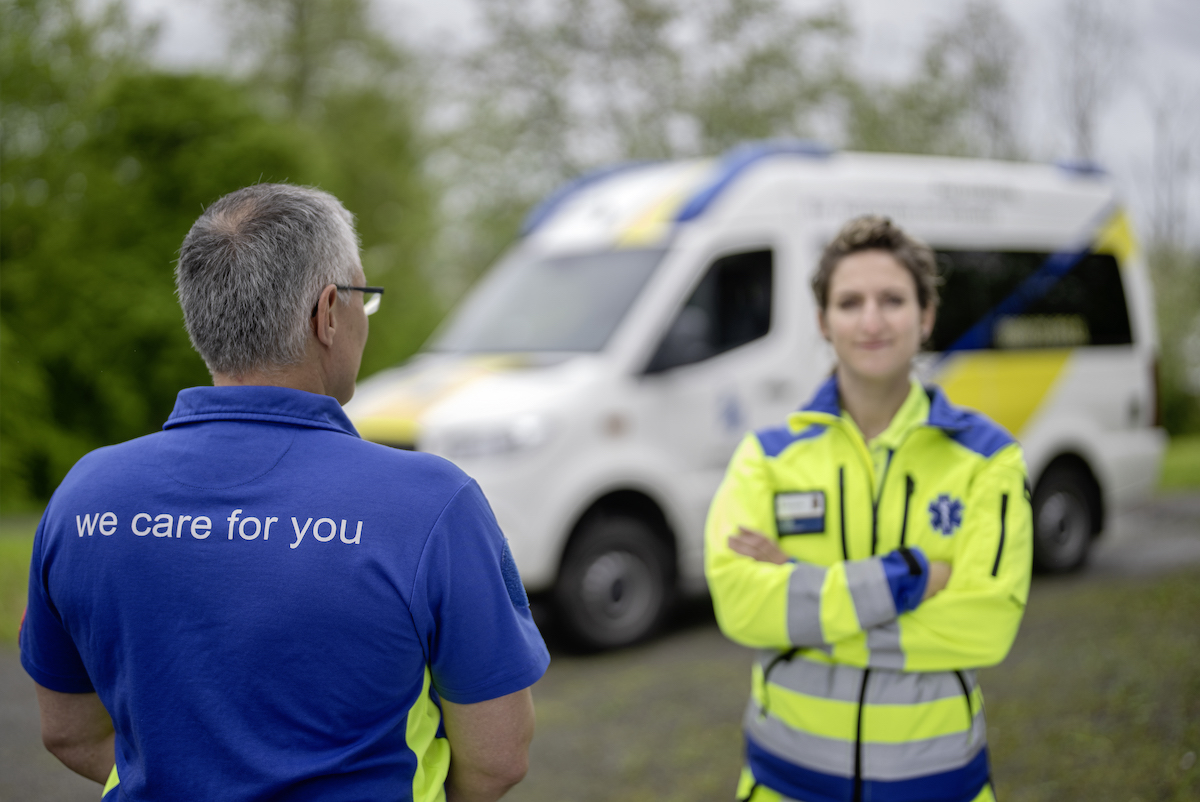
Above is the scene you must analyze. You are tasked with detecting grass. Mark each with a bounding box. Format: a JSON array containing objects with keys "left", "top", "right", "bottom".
[
  {"left": 1160, "top": 433, "right": 1200, "bottom": 489},
  {"left": 982, "top": 570, "right": 1200, "bottom": 802},
  {"left": 512, "top": 569, "right": 1200, "bottom": 802},
  {"left": 0, "top": 515, "right": 38, "bottom": 646}
]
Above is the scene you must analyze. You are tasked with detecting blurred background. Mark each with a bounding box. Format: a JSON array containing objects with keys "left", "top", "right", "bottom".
[{"left": 1, "top": 0, "right": 1197, "bottom": 800}]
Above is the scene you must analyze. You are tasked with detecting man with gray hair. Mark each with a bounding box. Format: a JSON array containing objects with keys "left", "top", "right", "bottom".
[{"left": 21, "top": 183, "right": 550, "bottom": 801}]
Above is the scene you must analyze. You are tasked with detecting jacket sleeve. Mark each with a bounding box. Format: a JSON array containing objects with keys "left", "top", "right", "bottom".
[
  {"left": 865, "top": 443, "right": 1033, "bottom": 672},
  {"left": 705, "top": 434, "right": 925, "bottom": 651}
]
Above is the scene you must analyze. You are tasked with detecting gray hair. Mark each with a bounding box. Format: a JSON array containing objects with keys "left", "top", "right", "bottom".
[{"left": 176, "top": 184, "right": 361, "bottom": 375}]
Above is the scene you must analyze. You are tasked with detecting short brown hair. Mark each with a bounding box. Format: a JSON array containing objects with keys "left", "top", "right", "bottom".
[{"left": 812, "top": 215, "right": 939, "bottom": 311}]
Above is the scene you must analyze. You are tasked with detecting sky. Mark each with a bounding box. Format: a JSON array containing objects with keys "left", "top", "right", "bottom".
[{"left": 118, "top": 0, "right": 1200, "bottom": 246}]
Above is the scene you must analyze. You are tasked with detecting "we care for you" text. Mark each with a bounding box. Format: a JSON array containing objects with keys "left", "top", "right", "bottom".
[{"left": 73, "top": 510, "right": 363, "bottom": 549}]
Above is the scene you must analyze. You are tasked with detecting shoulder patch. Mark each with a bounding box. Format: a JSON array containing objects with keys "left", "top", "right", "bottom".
[{"left": 755, "top": 423, "right": 826, "bottom": 458}]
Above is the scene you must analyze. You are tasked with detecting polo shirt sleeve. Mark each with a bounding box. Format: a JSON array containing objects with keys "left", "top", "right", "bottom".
[
  {"left": 409, "top": 479, "right": 550, "bottom": 705},
  {"left": 20, "top": 517, "right": 95, "bottom": 694}
]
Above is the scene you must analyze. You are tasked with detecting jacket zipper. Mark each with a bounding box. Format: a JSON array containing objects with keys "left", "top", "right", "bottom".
[
  {"left": 758, "top": 648, "right": 799, "bottom": 719},
  {"left": 870, "top": 450, "right": 894, "bottom": 556},
  {"left": 839, "top": 467, "right": 849, "bottom": 560},
  {"left": 955, "top": 670, "right": 975, "bottom": 732},
  {"left": 991, "top": 493, "right": 1009, "bottom": 577},
  {"left": 852, "top": 668, "right": 871, "bottom": 802},
  {"left": 900, "top": 475, "right": 914, "bottom": 546}
]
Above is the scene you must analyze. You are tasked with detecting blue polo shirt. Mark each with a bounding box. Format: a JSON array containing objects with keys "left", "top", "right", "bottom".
[{"left": 20, "top": 386, "right": 550, "bottom": 801}]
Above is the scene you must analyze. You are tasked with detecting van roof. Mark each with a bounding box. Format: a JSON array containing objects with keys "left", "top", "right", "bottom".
[{"left": 521, "top": 142, "right": 1118, "bottom": 253}]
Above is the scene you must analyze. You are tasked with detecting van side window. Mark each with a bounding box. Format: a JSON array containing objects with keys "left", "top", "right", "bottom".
[
  {"left": 929, "top": 251, "right": 1133, "bottom": 352},
  {"left": 645, "top": 249, "right": 773, "bottom": 373}
]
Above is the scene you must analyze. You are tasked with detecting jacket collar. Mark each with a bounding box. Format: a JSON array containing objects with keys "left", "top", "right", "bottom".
[
  {"left": 792, "top": 373, "right": 967, "bottom": 433},
  {"left": 163, "top": 386, "right": 360, "bottom": 437}
]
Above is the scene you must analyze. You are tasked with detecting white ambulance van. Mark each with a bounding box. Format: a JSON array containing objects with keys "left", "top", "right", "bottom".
[{"left": 346, "top": 142, "right": 1166, "bottom": 649}]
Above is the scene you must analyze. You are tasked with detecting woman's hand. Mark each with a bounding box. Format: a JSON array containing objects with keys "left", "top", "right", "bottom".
[
  {"left": 728, "top": 527, "right": 790, "bottom": 565},
  {"left": 923, "top": 560, "right": 951, "bottom": 600}
]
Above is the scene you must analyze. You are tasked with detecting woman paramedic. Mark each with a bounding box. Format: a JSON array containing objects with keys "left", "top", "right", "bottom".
[{"left": 704, "top": 215, "right": 1032, "bottom": 802}]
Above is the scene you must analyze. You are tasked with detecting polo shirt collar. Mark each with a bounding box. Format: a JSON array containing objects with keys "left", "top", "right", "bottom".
[{"left": 163, "top": 386, "right": 360, "bottom": 437}]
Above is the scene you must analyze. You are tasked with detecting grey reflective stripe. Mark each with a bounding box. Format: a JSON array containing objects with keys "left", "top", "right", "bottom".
[
  {"left": 860, "top": 710, "right": 988, "bottom": 781},
  {"left": 757, "top": 653, "right": 865, "bottom": 702},
  {"left": 744, "top": 700, "right": 856, "bottom": 777},
  {"left": 866, "top": 620, "right": 905, "bottom": 669},
  {"left": 786, "top": 561, "right": 828, "bottom": 646},
  {"left": 844, "top": 557, "right": 896, "bottom": 629},
  {"left": 864, "top": 669, "right": 968, "bottom": 705}
]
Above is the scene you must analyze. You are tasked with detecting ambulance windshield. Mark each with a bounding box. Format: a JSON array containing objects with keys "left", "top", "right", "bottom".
[{"left": 431, "top": 247, "right": 667, "bottom": 353}]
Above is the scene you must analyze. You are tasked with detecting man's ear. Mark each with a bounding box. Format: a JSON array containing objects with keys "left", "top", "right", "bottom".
[{"left": 312, "top": 284, "right": 340, "bottom": 347}]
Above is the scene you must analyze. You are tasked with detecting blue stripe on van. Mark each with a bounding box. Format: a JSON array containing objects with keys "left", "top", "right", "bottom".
[
  {"left": 940, "top": 202, "right": 1120, "bottom": 355},
  {"left": 520, "top": 161, "right": 658, "bottom": 236},
  {"left": 674, "top": 140, "right": 833, "bottom": 224},
  {"left": 942, "top": 245, "right": 1091, "bottom": 353}
]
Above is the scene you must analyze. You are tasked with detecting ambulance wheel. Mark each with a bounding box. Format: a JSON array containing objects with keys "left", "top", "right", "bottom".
[
  {"left": 1032, "top": 465, "right": 1096, "bottom": 573},
  {"left": 555, "top": 516, "right": 672, "bottom": 650}
]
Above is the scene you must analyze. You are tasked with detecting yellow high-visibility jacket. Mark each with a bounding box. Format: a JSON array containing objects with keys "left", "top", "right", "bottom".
[{"left": 705, "top": 376, "right": 1032, "bottom": 802}]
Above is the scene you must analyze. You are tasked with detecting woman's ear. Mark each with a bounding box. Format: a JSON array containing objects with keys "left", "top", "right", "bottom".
[
  {"left": 818, "top": 308, "right": 830, "bottom": 342},
  {"left": 920, "top": 304, "right": 936, "bottom": 343}
]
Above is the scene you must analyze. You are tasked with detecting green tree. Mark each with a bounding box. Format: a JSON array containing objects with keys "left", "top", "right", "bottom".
[
  {"left": 845, "top": 0, "right": 1024, "bottom": 158},
  {"left": 222, "top": 0, "right": 443, "bottom": 375},
  {"left": 0, "top": 0, "right": 332, "bottom": 510},
  {"left": 435, "top": 0, "right": 850, "bottom": 295}
]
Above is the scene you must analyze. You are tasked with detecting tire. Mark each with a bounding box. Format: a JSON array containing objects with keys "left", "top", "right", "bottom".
[
  {"left": 1031, "top": 465, "right": 1096, "bottom": 573},
  {"left": 554, "top": 516, "right": 673, "bottom": 650}
]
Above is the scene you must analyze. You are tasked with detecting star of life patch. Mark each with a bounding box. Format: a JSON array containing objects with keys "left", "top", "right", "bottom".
[
  {"left": 928, "top": 494, "right": 965, "bottom": 536},
  {"left": 775, "top": 491, "right": 826, "bottom": 535}
]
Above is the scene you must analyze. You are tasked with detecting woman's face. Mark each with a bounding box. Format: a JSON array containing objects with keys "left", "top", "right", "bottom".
[{"left": 818, "top": 249, "right": 935, "bottom": 385}]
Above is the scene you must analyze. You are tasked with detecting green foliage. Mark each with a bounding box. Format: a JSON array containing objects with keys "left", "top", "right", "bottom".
[
  {"left": 1148, "top": 247, "right": 1200, "bottom": 435},
  {"left": 1160, "top": 435, "right": 1200, "bottom": 489},
  {"left": 845, "top": 0, "right": 1023, "bottom": 158},
  {"left": 316, "top": 88, "right": 442, "bottom": 376},
  {"left": 1, "top": 67, "right": 326, "bottom": 507},
  {"left": 436, "top": 0, "right": 850, "bottom": 295},
  {"left": 224, "top": 0, "right": 444, "bottom": 375},
  {"left": 0, "top": 0, "right": 442, "bottom": 510}
]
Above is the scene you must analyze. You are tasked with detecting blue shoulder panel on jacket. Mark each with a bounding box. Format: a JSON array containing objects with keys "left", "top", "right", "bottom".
[
  {"left": 756, "top": 423, "right": 826, "bottom": 458},
  {"left": 950, "top": 419, "right": 1015, "bottom": 459},
  {"left": 927, "top": 386, "right": 1015, "bottom": 458}
]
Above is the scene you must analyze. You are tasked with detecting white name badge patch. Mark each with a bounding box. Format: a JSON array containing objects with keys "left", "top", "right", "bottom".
[{"left": 775, "top": 491, "right": 826, "bottom": 535}]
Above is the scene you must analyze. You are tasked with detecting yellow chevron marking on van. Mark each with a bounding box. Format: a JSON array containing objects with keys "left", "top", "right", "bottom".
[
  {"left": 354, "top": 356, "right": 520, "bottom": 446},
  {"left": 617, "top": 161, "right": 713, "bottom": 247},
  {"left": 932, "top": 350, "right": 1072, "bottom": 437},
  {"left": 1093, "top": 208, "right": 1138, "bottom": 265}
]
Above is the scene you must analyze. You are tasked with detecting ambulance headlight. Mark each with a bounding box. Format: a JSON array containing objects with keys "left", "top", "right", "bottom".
[{"left": 422, "top": 413, "right": 553, "bottom": 459}]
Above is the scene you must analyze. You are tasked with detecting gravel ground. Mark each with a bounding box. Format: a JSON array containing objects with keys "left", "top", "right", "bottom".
[{"left": 3, "top": 493, "right": 1197, "bottom": 801}]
